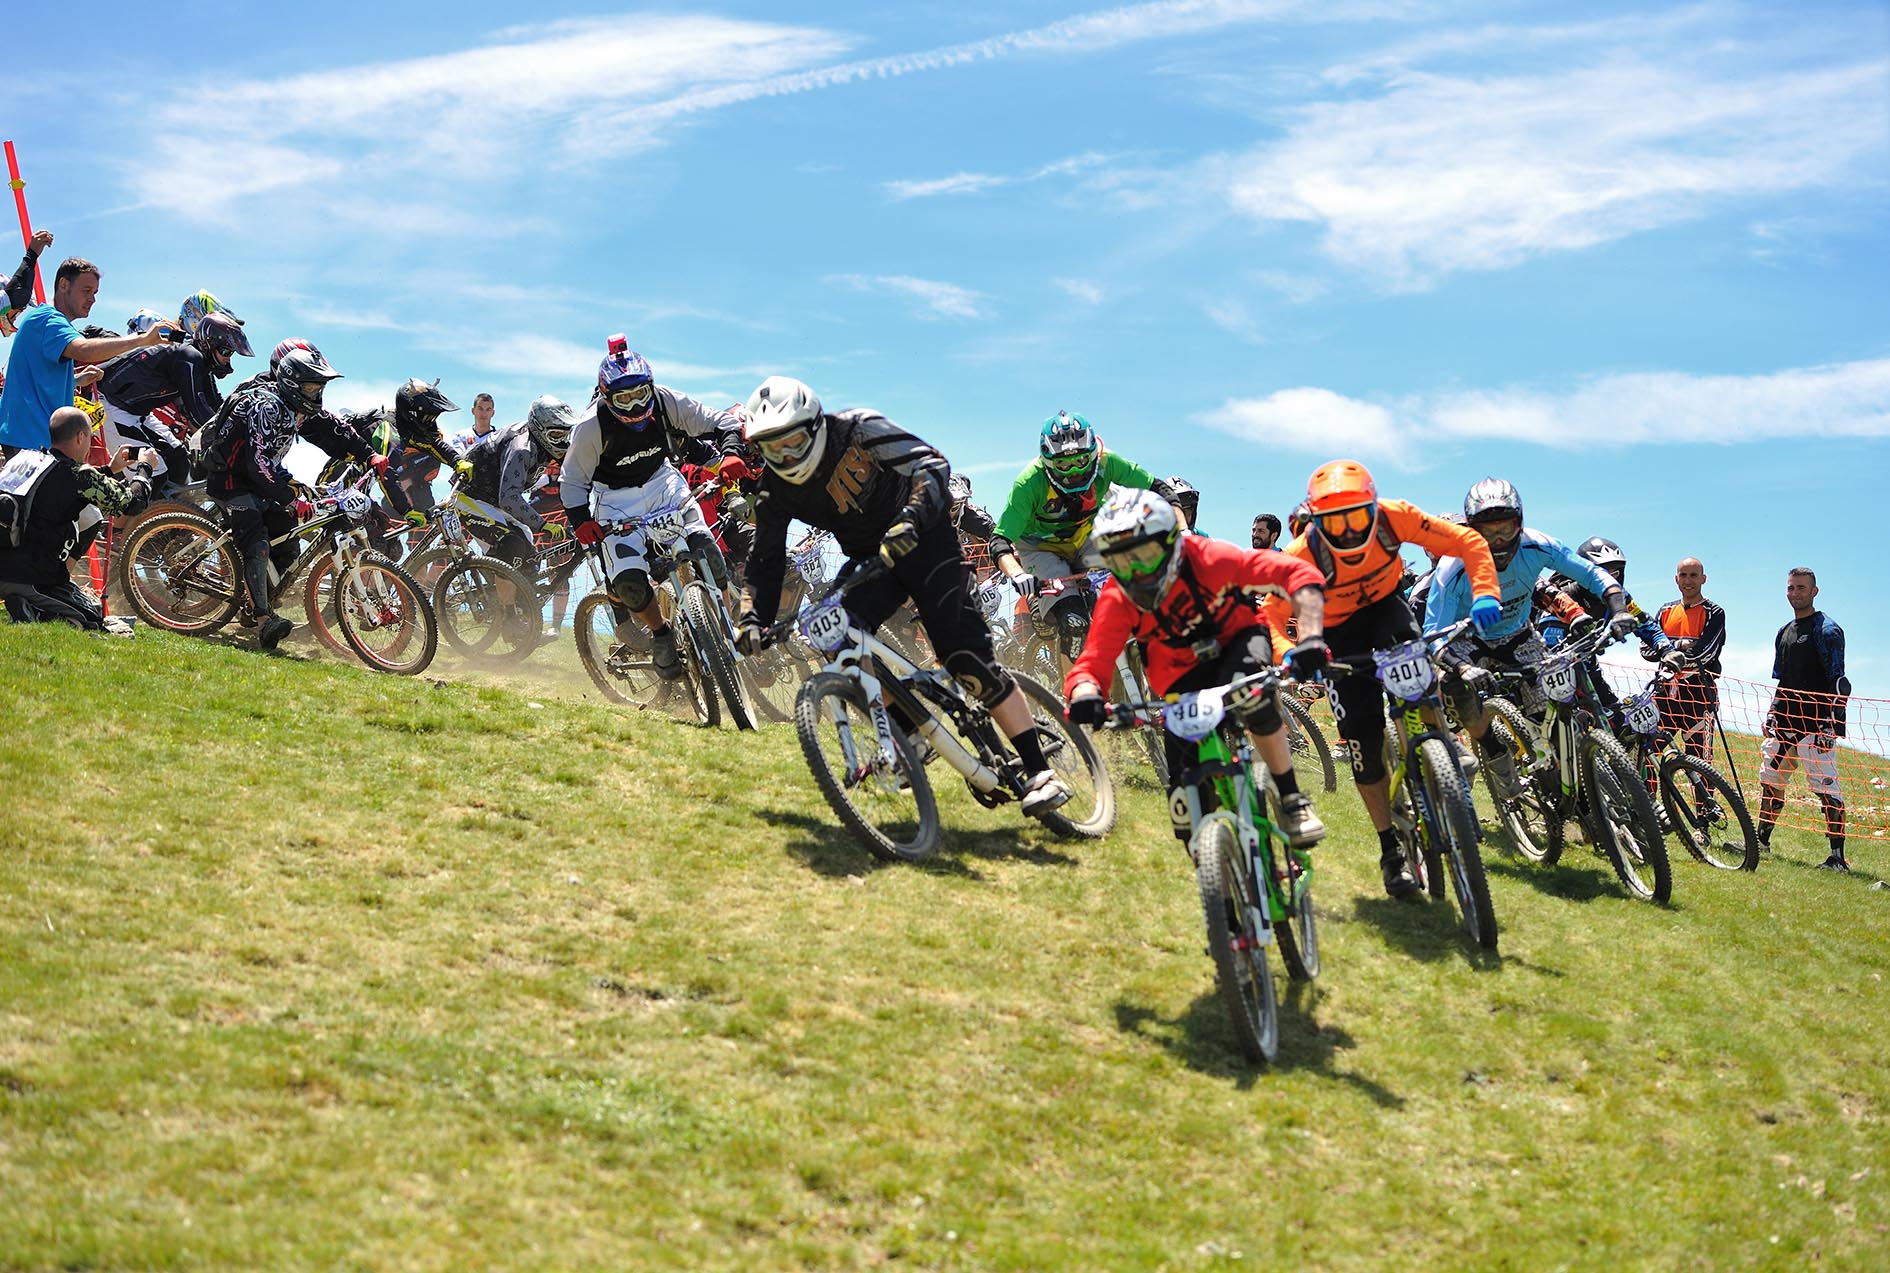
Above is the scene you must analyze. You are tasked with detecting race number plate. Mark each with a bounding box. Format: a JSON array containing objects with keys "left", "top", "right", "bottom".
[
  {"left": 1374, "top": 640, "right": 1434, "bottom": 702},
  {"left": 801, "top": 599, "right": 854, "bottom": 654},
  {"left": 1539, "top": 660, "right": 1580, "bottom": 704},
  {"left": 1625, "top": 691, "right": 1661, "bottom": 735},
  {"left": 438, "top": 504, "right": 464, "bottom": 539},
  {"left": 336, "top": 488, "right": 371, "bottom": 524},
  {"left": 1164, "top": 687, "right": 1228, "bottom": 742},
  {"left": 646, "top": 509, "right": 688, "bottom": 548}
]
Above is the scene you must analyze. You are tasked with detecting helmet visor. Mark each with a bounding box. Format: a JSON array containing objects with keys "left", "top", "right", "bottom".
[
  {"left": 608, "top": 383, "right": 654, "bottom": 417},
  {"left": 1099, "top": 535, "right": 1169, "bottom": 581},
  {"left": 756, "top": 423, "right": 818, "bottom": 471},
  {"left": 1316, "top": 503, "right": 1376, "bottom": 550}
]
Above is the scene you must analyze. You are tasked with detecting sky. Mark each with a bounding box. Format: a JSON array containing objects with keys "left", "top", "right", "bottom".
[{"left": 5, "top": 0, "right": 1887, "bottom": 693}]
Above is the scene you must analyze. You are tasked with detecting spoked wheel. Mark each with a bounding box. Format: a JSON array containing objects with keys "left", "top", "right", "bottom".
[
  {"left": 300, "top": 551, "right": 363, "bottom": 658},
  {"left": 574, "top": 592, "right": 665, "bottom": 708},
  {"left": 1482, "top": 698, "right": 1558, "bottom": 864},
  {"left": 1194, "top": 818, "right": 1278, "bottom": 1065},
  {"left": 1583, "top": 731, "right": 1672, "bottom": 903},
  {"left": 333, "top": 553, "right": 437, "bottom": 675},
  {"left": 402, "top": 546, "right": 456, "bottom": 594},
  {"left": 1658, "top": 751, "right": 1759, "bottom": 871},
  {"left": 794, "top": 671, "right": 939, "bottom": 862},
  {"left": 1012, "top": 671, "right": 1115, "bottom": 839},
  {"left": 1415, "top": 737, "right": 1498, "bottom": 950},
  {"left": 683, "top": 582, "right": 754, "bottom": 731},
  {"left": 117, "top": 511, "right": 242, "bottom": 634},
  {"left": 1266, "top": 811, "right": 1319, "bottom": 981},
  {"left": 742, "top": 637, "right": 814, "bottom": 723},
  {"left": 1281, "top": 692, "right": 1338, "bottom": 793},
  {"left": 434, "top": 554, "right": 541, "bottom": 662},
  {"left": 673, "top": 610, "right": 722, "bottom": 728}
]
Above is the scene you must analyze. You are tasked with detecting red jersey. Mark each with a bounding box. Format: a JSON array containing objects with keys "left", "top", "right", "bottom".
[{"left": 1065, "top": 534, "right": 1324, "bottom": 699}]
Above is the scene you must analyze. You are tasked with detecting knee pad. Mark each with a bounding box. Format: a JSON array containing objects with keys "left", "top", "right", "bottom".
[
  {"left": 609, "top": 569, "right": 654, "bottom": 613},
  {"left": 943, "top": 648, "right": 1015, "bottom": 709},
  {"left": 1230, "top": 684, "right": 1284, "bottom": 737},
  {"left": 1348, "top": 730, "right": 1388, "bottom": 785},
  {"left": 689, "top": 532, "right": 729, "bottom": 588}
]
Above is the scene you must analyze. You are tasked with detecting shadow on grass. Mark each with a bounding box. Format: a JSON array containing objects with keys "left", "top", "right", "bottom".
[
  {"left": 1482, "top": 849, "right": 1625, "bottom": 904},
  {"left": 756, "top": 809, "right": 1078, "bottom": 881},
  {"left": 1347, "top": 893, "right": 1559, "bottom": 976},
  {"left": 1114, "top": 990, "right": 1404, "bottom": 1106}
]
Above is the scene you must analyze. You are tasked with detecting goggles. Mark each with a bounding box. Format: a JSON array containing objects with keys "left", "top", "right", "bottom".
[
  {"left": 1099, "top": 535, "right": 1169, "bottom": 580},
  {"left": 607, "top": 383, "right": 654, "bottom": 416},
  {"left": 756, "top": 423, "right": 817, "bottom": 469},
  {"left": 1316, "top": 503, "right": 1375, "bottom": 547},
  {"left": 295, "top": 381, "right": 327, "bottom": 405},
  {"left": 1046, "top": 450, "right": 1095, "bottom": 477},
  {"left": 1472, "top": 516, "right": 1521, "bottom": 548}
]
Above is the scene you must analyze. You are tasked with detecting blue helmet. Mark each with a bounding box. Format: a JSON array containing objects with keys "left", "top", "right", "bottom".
[
  {"left": 1040, "top": 410, "right": 1100, "bottom": 494},
  {"left": 598, "top": 335, "right": 655, "bottom": 425}
]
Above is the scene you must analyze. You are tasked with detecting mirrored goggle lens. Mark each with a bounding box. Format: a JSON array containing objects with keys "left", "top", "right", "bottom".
[
  {"left": 1101, "top": 538, "right": 1168, "bottom": 579},
  {"left": 297, "top": 381, "right": 325, "bottom": 402},
  {"left": 608, "top": 384, "right": 653, "bottom": 413},
  {"left": 1317, "top": 506, "right": 1373, "bottom": 539},
  {"left": 757, "top": 425, "right": 815, "bottom": 467},
  {"left": 1048, "top": 451, "right": 1093, "bottom": 474}
]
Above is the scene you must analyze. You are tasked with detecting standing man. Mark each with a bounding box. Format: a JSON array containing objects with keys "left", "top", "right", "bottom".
[
  {"left": 451, "top": 392, "right": 498, "bottom": 453},
  {"left": 1655, "top": 557, "right": 1727, "bottom": 768},
  {"left": 1758, "top": 568, "right": 1851, "bottom": 871},
  {"left": 0, "top": 258, "right": 178, "bottom": 456},
  {"left": 1251, "top": 512, "right": 1281, "bottom": 551}
]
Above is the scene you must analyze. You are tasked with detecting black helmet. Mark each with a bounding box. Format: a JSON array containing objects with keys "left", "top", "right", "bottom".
[
  {"left": 193, "top": 312, "right": 253, "bottom": 379},
  {"left": 1162, "top": 475, "right": 1200, "bottom": 526},
  {"left": 1579, "top": 535, "right": 1627, "bottom": 583},
  {"left": 396, "top": 378, "right": 459, "bottom": 430},
  {"left": 274, "top": 346, "right": 341, "bottom": 414},
  {"left": 948, "top": 472, "right": 973, "bottom": 521}
]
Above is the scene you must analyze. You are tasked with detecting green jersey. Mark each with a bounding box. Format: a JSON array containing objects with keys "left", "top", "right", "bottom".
[{"left": 993, "top": 451, "right": 1156, "bottom": 550}]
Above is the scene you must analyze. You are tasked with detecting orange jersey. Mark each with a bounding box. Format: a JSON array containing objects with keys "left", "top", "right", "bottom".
[{"left": 1262, "top": 498, "right": 1498, "bottom": 640}]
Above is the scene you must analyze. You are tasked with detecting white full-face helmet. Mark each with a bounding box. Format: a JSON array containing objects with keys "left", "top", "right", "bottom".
[{"left": 743, "top": 376, "right": 826, "bottom": 484}]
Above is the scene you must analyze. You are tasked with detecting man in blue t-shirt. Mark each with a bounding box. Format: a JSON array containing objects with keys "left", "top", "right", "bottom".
[{"left": 0, "top": 257, "right": 175, "bottom": 455}]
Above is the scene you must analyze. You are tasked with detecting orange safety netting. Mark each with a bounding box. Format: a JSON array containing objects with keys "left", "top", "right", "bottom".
[{"left": 1599, "top": 660, "right": 1888, "bottom": 842}]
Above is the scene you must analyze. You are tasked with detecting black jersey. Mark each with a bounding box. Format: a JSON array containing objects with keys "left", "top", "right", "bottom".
[{"left": 98, "top": 343, "right": 224, "bottom": 430}]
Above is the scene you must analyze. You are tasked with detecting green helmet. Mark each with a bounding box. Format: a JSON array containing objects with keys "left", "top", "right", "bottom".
[{"left": 1040, "top": 410, "right": 1099, "bottom": 494}]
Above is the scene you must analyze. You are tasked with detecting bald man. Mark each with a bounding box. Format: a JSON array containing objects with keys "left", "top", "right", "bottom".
[{"left": 1654, "top": 557, "right": 1726, "bottom": 766}]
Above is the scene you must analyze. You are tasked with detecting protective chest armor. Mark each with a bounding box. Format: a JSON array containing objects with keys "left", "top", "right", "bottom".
[
  {"left": 592, "top": 397, "right": 676, "bottom": 491},
  {"left": 1145, "top": 546, "right": 1258, "bottom": 649},
  {"left": 1307, "top": 517, "right": 1404, "bottom": 607}
]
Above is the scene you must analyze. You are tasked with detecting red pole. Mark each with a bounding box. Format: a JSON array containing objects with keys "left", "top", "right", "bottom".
[{"left": 4, "top": 140, "right": 45, "bottom": 304}]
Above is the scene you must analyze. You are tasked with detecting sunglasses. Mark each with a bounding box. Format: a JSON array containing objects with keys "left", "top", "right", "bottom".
[{"left": 608, "top": 383, "right": 654, "bottom": 414}]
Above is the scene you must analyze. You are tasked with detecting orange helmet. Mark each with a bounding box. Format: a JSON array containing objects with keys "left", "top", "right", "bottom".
[{"left": 1306, "top": 459, "right": 1379, "bottom": 550}]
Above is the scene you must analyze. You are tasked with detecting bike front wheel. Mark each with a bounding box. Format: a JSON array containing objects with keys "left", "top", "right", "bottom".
[
  {"left": 683, "top": 582, "right": 754, "bottom": 731},
  {"left": 794, "top": 672, "right": 940, "bottom": 862},
  {"left": 118, "top": 511, "right": 242, "bottom": 634},
  {"left": 1582, "top": 731, "right": 1672, "bottom": 903},
  {"left": 334, "top": 553, "right": 437, "bottom": 675},
  {"left": 434, "top": 554, "right": 540, "bottom": 662},
  {"left": 1415, "top": 736, "right": 1498, "bottom": 950},
  {"left": 1194, "top": 818, "right": 1278, "bottom": 1065},
  {"left": 300, "top": 550, "right": 362, "bottom": 658},
  {"left": 1658, "top": 751, "right": 1759, "bottom": 871},
  {"left": 1281, "top": 691, "right": 1338, "bottom": 794},
  {"left": 1012, "top": 671, "right": 1115, "bottom": 839}
]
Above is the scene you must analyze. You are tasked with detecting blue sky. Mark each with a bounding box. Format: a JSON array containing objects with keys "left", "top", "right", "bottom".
[{"left": 7, "top": 0, "right": 1887, "bottom": 691}]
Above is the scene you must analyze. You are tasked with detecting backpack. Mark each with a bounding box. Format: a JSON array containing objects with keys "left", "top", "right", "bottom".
[{"left": 0, "top": 450, "right": 58, "bottom": 549}]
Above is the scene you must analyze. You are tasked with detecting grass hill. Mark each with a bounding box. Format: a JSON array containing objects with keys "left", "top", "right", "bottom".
[{"left": 2, "top": 624, "right": 1886, "bottom": 1270}]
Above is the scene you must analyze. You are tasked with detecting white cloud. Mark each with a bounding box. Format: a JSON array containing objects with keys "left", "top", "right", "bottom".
[
  {"left": 1203, "top": 298, "right": 1265, "bottom": 344},
  {"left": 1054, "top": 278, "right": 1105, "bottom": 306},
  {"left": 834, "top": 274, "right": 987, "bottom": 321},
  {"left": 1222, "top": 57, "right": 1890, "bottom": 288},
  {"left": 1199, "top": 357, "right": 1890, "bottom": 461},
  {"left": 884, "top": 151, "right": 1112, "bottom": 200}
]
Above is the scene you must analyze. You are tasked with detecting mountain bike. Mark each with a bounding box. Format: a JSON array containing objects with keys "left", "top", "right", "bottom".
[
  {"left": 1477, "top": 622, "right": 1672, "bottom": 902},
  {"left": 117, "top": 475, "right": 437, "bottom": 674},
  {"left": 1329, "top": 618, "right": 1498, "bottom": 950},
  {"left": 762, "top": 558, "right": 1115, "bottom": 862},
  {"left": 1103, "top": 667, "right": 1316, "bottom": 1065},
  {"left": 401, "top": 479, "right": 573, "bottom": 664},
  {"left": 1617, "top": 666, "right": 1759, "bottom": 872},
  {"left": 571, "top": 499, "right": 752, "bottom": 729}
]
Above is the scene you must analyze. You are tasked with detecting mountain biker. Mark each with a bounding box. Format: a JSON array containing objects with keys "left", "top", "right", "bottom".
[
  {"left": 362, "top": 378, "right": 467, "bottom": 520},
  {"left": 1260, "top": 459, "right": 1504, "bottom": 898},
  {"left": 989, "top": 411, "right": 1176, "bottom": 606},
  {"left": 1160, "top": 475, "right": 1200, "bottom": 532},
  {"left": 1550, "top": 536, "right": 1675, "bottom": 723},
  {"left": 198, "top": 344, "right": 388, "bottom": 650},
  {"left": 96, "top": 312, "right": 250, "bottom": 496},
  {"left": 561, "top": 340, "right": 744, "bottom": 680},
  {"left": 178, "top": 290, "right": 242, "bottom": 337},
  {"left": 1426, "top": 479, "right": 1674, "bottom": 794},
  {"left": 460, "top": 395, "right": 576, "bottom": 572},
  {"left": 734, "top": 375, "right": 1073, "bottom": 817},
  {"left": 1063, "top": 486, "right": 1331, "bottom": 846}
]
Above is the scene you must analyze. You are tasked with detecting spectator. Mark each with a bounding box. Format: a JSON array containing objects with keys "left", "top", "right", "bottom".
[
  {"left": 2, "top": 229, "right": 55, "bottom": 335},
  {"left": 0, "top": 258, "right": 177, "bottom": 456},
  {"left": 1653, "top": 557, "right": 1726, "bottom": 767},
  {"left": 1757, "top": 568, "right": 1852, "bottom": 871},
  {"left": 1250, "top": 512, "right": 1281, "bottom": 550},
  {"left": 0, "top": 406, "right": 154, "bottom": 630},
  {"left": 451, "top": 391, "right": 497, "bottom": 453}
]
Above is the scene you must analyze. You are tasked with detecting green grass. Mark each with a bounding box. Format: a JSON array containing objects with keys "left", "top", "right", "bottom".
[{"left": 3, "top": 623, "right": 1888, "bottom": 1270}]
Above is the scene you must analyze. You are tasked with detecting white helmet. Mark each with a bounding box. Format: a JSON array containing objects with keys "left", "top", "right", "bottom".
[
  {"left": 1092, "top": 486, "right": 1184, "bottom": 610},
  {"left": 743, "top": 376, "right": 825, "bottom": 484}
]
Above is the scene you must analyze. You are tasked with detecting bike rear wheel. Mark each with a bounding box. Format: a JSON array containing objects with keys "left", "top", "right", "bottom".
[
  {"left": 794, "top": 671, "right": 940, "bottom": 862},
  {"left": 334, "top": 553, "right": 437, "bottom": 675},
  {"left": 300, "top": 550, "right": 361, "bottom": 658},
  {"left": 434, "top": 554, "right": 540, "bottom": 662},
  {"left": 683, "top": 582, "right": 755, "bottom": 731},
  {"left": 1483, "top": 698, "right": 1558, "bottom": 864},
  {"left": 743, "top": 638, "right": 814, "bottom": 723},
  {"left": 1267, "top": 825, "right": 1319, "bottom": 981},
  {"left": 1194, "top": 818, "right": 1278, "bottom": 1065},
  {"left": 1416, "top": 736, "right": 1498, "bottom": 950},
  {"left": 1012, "top": 671, "right": 1115, "bottom": 839},
  {"left": 574, "top": 592, "right": 665, "bottom": 708},
  {"left": 1282, "top": 691, "right": 1338, "bottom": 794},
  {"left": 118, "top": 511, "right": 242, "bottom": 634},
  {"left": 1582, "top": 731, "right": 1672, "bottom": 903},
  {"left": 1658, "top": 751, "right": 1759, "bottom": 871}
]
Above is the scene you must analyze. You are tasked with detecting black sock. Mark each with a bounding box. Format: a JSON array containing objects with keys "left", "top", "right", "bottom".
[
  {"left": 1829, "top": 836, "right": 1846, "bottom": 862},
  {"left": 1010, "top": 727, "right": 1049, "bottom": 774},
  {"left": 1378, "top": 828, "right": 1402, "bottom": 859},
  {"left": 1757, "top": 822, "right": 1773, "bottom": 845},
  {"left": 1273, "top": 767, "right": 1300, "bottom": 799}
]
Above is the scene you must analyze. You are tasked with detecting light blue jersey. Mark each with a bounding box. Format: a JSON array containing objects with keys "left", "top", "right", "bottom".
[{"left": 1426, "top": 528, "right": 1615, "bottom": 643}]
